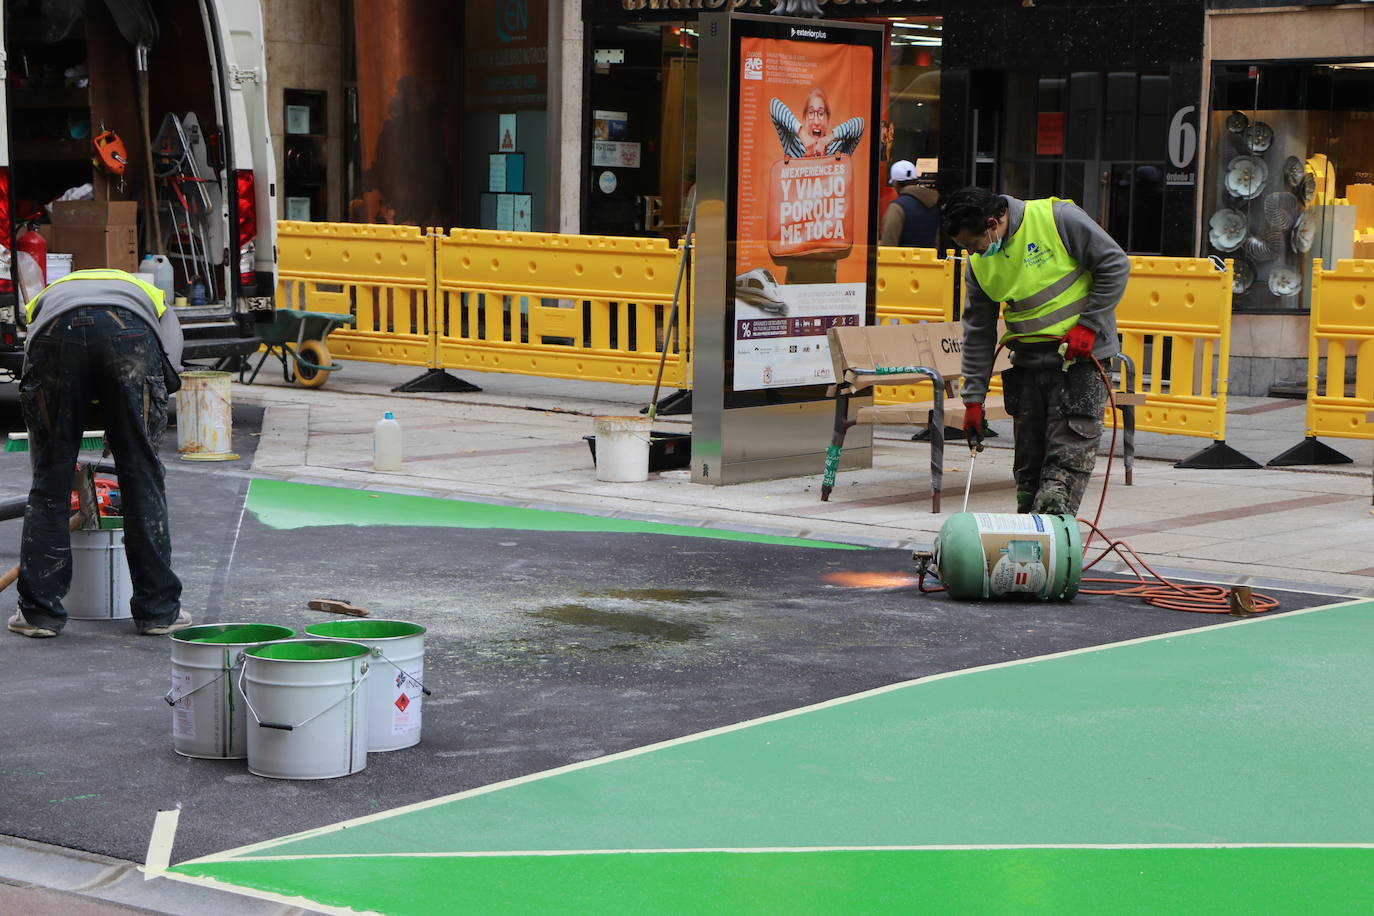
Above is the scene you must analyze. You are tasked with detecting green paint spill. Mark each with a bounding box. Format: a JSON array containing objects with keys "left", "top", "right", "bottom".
[
  {"left": 529, "top": 605, "right": 707, "bottom": 641},
  {"left": 245, "top": 479, "right": 861, "bottom": 550}
]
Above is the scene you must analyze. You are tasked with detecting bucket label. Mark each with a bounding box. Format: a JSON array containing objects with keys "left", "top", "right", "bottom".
[
  {"left": 974, "top": 515, "right": 1056, "bottom": 598},
  {"left": 170, "top": 670, "right": 196, "bottom": 739},
  {"left": 392, "top": 666, "right": 423, "bottom": 735}
]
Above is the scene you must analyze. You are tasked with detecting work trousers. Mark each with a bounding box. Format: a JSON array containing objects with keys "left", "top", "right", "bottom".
[
  {"left": 1001, "top": 361, "right": 1107, "bottom": 516},
  {"left": 17, "top": 305, "right": 181, "bottom": 633}
]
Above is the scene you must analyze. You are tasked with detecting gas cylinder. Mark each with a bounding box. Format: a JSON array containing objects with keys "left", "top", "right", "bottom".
[
  {"left": 15, "top": 224, "right": 47, "bottom": 302},
  {"left": 931, "top": 512, "right": 1082, "bottom": 601}
]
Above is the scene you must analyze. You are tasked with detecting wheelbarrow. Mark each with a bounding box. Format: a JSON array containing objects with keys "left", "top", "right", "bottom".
[{"left": 241, "top": 308, "right": 354, "bottom": 389}]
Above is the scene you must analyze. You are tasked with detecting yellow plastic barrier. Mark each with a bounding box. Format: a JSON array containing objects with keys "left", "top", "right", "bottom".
[
  {"left": 432, "top": 229, "right": 690, "bottom": 387},
  {"left": 1302, "top": 258, "right": 1374, "bottom": 443},
  {"left": 874, "top": 247, "right": 955, "bottom": 325},
  {"left": 873, "top": 246, "right": 956, "bottom": 404},
  {"left": 1115, "top": 256, "right": 1258, "bottom": 467},
  {"left": 275, "top": 221, "right": 436, "bottom": 367}
]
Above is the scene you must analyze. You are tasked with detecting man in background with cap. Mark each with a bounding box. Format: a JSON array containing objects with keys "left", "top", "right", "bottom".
[
  {"left": 880, "top": 160, "right": 940, "bottom": 249},
  {"left": 8, "top": 268, "right": 189, "bottom": 639}
]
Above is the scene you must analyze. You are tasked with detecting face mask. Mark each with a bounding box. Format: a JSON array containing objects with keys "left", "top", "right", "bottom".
[{"left": 983, "top": 229, "right": 1002, "bottom": 257}]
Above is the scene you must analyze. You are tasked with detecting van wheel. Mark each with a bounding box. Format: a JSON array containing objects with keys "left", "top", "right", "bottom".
[{"left": 294, "top": 339, "right": 332, "bottom": 389}]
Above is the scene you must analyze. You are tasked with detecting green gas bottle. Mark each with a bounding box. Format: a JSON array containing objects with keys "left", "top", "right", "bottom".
[{"left": 931, "top": 513, "right": 1082, "bottom": 601}]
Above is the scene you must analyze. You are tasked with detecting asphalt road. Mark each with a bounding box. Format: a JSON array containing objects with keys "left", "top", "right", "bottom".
[{"left": 0, "top": 402, "right": 1339, "bottom": 868}]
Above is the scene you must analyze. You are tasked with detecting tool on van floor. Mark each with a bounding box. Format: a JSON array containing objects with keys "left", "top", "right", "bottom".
[{"left": 307, "top": 598, "right": 371, "bottom": 618}]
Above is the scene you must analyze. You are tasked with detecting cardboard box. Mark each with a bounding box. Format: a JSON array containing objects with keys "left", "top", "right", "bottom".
[{"left": 50, "top": 200, "right": 139, "bottom": 273}]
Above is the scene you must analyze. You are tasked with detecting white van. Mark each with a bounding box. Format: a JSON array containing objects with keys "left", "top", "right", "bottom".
[{"left": 0, "top": 0, "right": 276, "bottom": 375}]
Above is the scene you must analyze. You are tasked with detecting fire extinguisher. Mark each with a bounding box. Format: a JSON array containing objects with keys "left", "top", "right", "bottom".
[{"left": 15, "top": 223, "right": 47, "bottom": 303}]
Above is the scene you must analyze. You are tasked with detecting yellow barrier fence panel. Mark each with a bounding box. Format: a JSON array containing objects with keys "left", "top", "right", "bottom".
[
  {"left": 1308, "top": 258, "right": 1374, "bottom": 441},
  {"left": 433, "top": 229, "right": 688, "bottom": 388},
  {"left": 1116, "top": 256, "right": 1234, "bottom": 441},
  {"left": 873, "top": 246, "right": 956, "bottom": 404},
  {"left": 275, "top": 221, "right": 436, "bottom": 367}
]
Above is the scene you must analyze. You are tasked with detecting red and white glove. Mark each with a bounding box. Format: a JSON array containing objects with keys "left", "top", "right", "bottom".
[
  {"left": 963, "top": 402, "right": 985, "bottom": 451},
  {"left": 1062, "top": 323, "right": 1096, "bottom": 361}
]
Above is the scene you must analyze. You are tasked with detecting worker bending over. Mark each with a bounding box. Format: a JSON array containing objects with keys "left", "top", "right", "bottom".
[
  {"left": 8, "top": 269, "right": 188, "bottom": 638},
  {"left": 941, "top": 188, "right": 1129, "bottom": 516}
]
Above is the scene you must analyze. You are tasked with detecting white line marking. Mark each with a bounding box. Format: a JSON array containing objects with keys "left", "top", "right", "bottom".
[
  {"left": 141, "top": 808, "right": 180, "bottom": 878},
  {"left": 182, "top": 596, "right": 1372, "bottom": 866},
  {"left": 199, "top": 842, "right": 1374, "bottom": 863}
]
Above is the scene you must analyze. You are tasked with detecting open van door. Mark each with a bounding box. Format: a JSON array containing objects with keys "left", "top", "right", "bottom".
[
  {"left": 0, "top": 0, "right": 276, "bottom": 377},
  {"left": 202, "top": 0, "right": 276, "bottom": 310},
  {"left": 0, "top": 9, "right": 17, "bottom": 362}
]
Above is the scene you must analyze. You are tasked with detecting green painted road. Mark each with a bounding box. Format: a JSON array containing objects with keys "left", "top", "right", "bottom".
[
  {"left": 245, "top": 479, "right": 862, "bottom": 549},
  {"left": 169, "top": 598, "right": 1374, "bottom": 914}
]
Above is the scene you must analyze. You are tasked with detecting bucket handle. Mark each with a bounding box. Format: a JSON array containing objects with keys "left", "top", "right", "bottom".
[
  {"left": 369, "top": 646, "right": 433, "bottom": 697},
  {"left": 235, "top": 656, "right": 370, "bottom": 732},
  {"left": 164, "top": 656, "right": 242, "bottom": 706}
]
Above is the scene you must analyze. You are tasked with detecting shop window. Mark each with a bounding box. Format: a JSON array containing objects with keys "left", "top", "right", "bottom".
[
  {"left": 1205, "top": 62, "right": 1374, "bottom": 312},
  {"left": 282, "top": 89, "right": 327, "bottom": 222},
  {"left": 999, "top": 69, "right": 1169, "bottom": 254},
  {"left": 586, "top": 22, "right": 697, "bottom": 240}
]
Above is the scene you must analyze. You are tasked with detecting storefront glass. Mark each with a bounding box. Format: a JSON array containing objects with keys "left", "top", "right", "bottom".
[
  {"left": 585, "top": 18, "right": 941, "bottom": 240},
  {"left": 999, "top": 69, "right": 1170, "bottom": 254},
  {"left": 1205, "top": 62, "right": 1374, "bottom": 311}
]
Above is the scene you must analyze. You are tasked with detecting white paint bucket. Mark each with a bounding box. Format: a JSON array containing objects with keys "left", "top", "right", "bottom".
[
  {"left": 175, "top": 370, "right": 237, "bottom": 461},
  {"left": 303, "top": 619, "right": 427, "bottom": 752},
  {"left": 166, "top": 623, "right": 296, "bottom": 759},
  {"left": 65, "top": 527, "right": 132, "bottom": 619},
  {"left": 240, "top": 639, "right": 371, "bottom": 780},
  {"left": 593, "top": 416, "right": 652, "bottom": 482}
]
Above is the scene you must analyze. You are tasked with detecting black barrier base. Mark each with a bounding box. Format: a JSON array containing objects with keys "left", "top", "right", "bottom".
[
  {"left": 641, "top": 389, "right": 692, "bottom": 416},
  {"left": 1175, "top": 440, "right": 1262, "bottom": 469},
  {"left": 1266, "top": 436, "right": 1354, "bottom": 467},
  {"left": 913, "top": 426, "right": 998, "bottom": 442},
  {"left": 392, "top": 369, "right": 482, "bottom": 394}
]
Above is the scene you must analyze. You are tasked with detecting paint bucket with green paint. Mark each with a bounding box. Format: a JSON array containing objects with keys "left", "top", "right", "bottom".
[
  {"left": 932, "top": 513, "right": 1082, "bottom": 601},
  {"left": 240, "top": 639, "right": 371, "bottom": 779},
  {"left": 167, "top": 623, "right": 296, "bottom": 759},
  {"left": 303, "top": 619, "right": 428, "bottom": 752}
]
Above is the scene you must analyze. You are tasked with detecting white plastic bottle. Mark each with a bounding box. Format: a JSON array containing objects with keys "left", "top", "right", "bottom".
[
  {"left": 140, "top": 254, "right": 175, "bottom": 304},
  {"left": 373, "top": 411, "right": 402, "bottom": 471}
]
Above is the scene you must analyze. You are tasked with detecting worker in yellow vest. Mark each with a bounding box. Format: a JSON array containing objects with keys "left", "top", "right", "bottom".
[
  {"left": 8, "top": 269, "right": 189, "bottom": 638},
  {"left": 941, "top": 188, "right": 1130, "bottom": 516}
]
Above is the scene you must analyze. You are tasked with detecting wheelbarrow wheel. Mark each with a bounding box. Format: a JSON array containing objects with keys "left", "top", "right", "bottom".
[{"left": 294, "top": 339, "right": 332, "bottom": 389}]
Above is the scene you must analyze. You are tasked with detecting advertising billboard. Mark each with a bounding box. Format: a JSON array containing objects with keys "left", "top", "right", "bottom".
[
  {"left": 693, "top": 13, "right": 882, "bottom": 484},
  {"left": 732, "top": 27, "right": 877, "bottom": 391}
]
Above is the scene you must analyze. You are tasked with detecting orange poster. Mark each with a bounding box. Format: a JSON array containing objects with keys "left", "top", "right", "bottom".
[{"left": 732, "top": 33, "right": 874, "bottom": 391}]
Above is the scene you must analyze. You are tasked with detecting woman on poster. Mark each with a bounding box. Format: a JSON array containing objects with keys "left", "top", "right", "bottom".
[{"left": 769, "top": 88, "right": 865, "bottom": 160}]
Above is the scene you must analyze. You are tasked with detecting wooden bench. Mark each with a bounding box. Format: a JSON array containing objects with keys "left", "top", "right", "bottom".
[{"left": 821, "top": 320, "right": 1145, "bottom": 512}]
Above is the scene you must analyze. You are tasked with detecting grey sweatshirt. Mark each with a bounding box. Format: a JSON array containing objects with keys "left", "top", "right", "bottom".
[
  {"left": 960, "top": 195, "right": 1129, "bottom": 403},
  {"left": 25, "top": 272, "right": 184, "bottom": 368}
]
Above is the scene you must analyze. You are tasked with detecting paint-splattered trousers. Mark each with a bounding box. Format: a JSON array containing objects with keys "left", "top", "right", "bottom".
[
  {"left": 17, "top": 305, "right": 181, "bottom": 633},
  {"left": 1001, "top": 361, "right": 1107, "bottom": 516}
]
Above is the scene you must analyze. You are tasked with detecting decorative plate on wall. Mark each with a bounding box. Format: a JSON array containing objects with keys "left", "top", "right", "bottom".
[
  {"left": 1283, "top": 156, "right": 1305, "bottom": 188},
  {"left": 1226, "top": 156, "right": 1268, "bottom": 200},
  {"left": 1291, "top": 210, "right": 1318, "bottom": 253},
  {"left": 1263, "top": 191, "right": 1300, "bottom": 230},
  {"left": 1268, "top": 267, "right": 1302, "bottom": 297},
  {"left": 1232, "top": 257, "right": 1255, "bottom": 294},
  {"left": 1243, "top": 122, "right": 1273, "bottom": 153}
]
